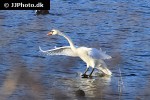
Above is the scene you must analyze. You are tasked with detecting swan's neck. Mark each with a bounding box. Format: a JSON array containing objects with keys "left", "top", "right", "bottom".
[{"left": 59, "top": 32, "right": 76, "bottom": 50}]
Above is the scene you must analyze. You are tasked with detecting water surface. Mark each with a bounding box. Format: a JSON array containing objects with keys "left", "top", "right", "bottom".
[{"left": 0, "top": 0, "right": 150, "bottom": 100}]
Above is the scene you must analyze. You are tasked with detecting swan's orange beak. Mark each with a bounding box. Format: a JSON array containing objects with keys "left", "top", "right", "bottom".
[{"left": 47, "top": 31, "right": 52, "bottom": 36}]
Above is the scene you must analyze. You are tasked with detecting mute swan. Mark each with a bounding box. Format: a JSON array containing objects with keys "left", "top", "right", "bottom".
[{"left": 39, "top": 29, "right": 112, "bottom": 77}]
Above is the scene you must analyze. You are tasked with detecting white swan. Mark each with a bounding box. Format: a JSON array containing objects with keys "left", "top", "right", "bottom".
[{"left": 39, "top": 29, "right": 112, "bottom": 77}]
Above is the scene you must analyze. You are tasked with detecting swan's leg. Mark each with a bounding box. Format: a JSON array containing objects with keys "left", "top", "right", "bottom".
[
  {"left": 82, "top": 67, "right": 89, "bottom": 76},
  {"left": 89, "top": 68, "right": 95, "bottom": 77}
]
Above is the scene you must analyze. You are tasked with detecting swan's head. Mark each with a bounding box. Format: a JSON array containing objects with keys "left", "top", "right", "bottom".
[{"left": 47, "top": 29, "right": 61, "bottom": 36}]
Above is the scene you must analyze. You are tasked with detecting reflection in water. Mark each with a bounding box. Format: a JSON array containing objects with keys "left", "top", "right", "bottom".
[
  {"left": 53, "top": 75, "right": 112, "bottom": 99},
  {"left": 0, "top": 0, "right": 150, "bottom": 99},
  {"left": 76, "top": 77, "right": 111, "bottom": 98}
]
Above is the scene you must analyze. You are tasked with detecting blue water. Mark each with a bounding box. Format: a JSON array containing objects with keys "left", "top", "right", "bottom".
[{"left": 0, "top": 0, "right": 150, "bottom": 100}]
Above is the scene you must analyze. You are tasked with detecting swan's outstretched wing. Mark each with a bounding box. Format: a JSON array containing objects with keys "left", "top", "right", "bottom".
[
  {"left": 88, "top": 48, "right": 112, "bottom": 60},
  {"left": 39, "top": 46, "right": 78, "bottom": 57}
]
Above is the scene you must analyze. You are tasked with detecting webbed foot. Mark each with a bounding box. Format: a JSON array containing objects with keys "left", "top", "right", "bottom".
[{"left": 81, "top": 74, "right": 89, "bottom": 78}]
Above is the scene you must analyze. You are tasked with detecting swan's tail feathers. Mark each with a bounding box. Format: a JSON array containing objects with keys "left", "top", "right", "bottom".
[
  {"left": 102, "top": 68, "right": 112, "bottom": 76},
  {"left": 96, "top": 61, "right": 112, "bottom": 76},
  {"left": 98, "top": 67, "right": 112, "bottom": 76}
]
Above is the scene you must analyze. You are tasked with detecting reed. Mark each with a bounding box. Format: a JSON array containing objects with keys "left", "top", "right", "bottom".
[{"left": 118, "top": 67, "right": 124, "bottom": 100}]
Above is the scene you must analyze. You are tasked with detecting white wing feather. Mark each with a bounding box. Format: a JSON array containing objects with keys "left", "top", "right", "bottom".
[
  {"left": 39, "top": 46, "right": 78, "bottom": 57},
  {"left": 88, "top": 48, "right": 112, "bottom": 60}
]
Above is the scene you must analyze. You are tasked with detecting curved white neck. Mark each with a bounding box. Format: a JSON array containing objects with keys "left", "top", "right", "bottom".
[{"left": 59, "top": 32, "right": 76, "bottom": 50}]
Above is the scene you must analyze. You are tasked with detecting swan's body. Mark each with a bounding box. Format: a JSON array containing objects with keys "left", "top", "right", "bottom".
[{"left": 39, "top": 29, "right": 112, "bottom": 77}]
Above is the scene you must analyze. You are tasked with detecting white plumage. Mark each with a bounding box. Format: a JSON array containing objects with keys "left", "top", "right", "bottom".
[
  {"left": 39, "top": 29, "right": 112, "bottom": 77},
  {"left": 39, "top": 46, "right": 77, "bottom": 57}
]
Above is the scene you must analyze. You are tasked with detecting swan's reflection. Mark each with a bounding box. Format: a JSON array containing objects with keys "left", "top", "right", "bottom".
[
  {"left": 55, "top": 72, "right": 112, "bottom": 99},
  {"left": 75, "top": 72, "right": 111, "bottom": 98}
]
